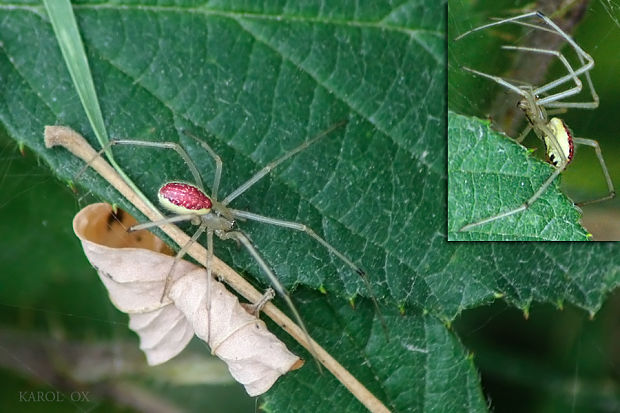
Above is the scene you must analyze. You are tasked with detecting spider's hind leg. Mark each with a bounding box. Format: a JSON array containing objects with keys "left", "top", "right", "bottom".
[
  {"left": 218, "top": 229, "right": 322, "bottom": 370},
  {"left": 246, "top": 288, "right": 276, "bottom": 316},
  {"left": 573, "top": 137, "right": 616, "bottom": 206}
]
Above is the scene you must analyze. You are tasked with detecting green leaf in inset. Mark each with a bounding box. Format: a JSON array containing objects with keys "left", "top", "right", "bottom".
[{"left": 448, "top": 112, "right": 589, "bottom": 241}]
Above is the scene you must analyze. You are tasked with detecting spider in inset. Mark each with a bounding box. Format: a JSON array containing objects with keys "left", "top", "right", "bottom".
[
  {"left": 96, "top": 120, "right": 384, "bottom": 359},
  {"left": 455, "top": 11, "right": 615, "bottom": 232}
]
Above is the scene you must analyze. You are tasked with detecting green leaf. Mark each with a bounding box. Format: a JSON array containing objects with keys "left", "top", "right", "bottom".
[
  {"left": 0, "top": 1, "right": 619, "bottom": 412},
  {"left": 448, "top": 112, "right": 589, "bottom": 241},
  {"left": 264, "top": 291, "right": 487, "bottom": 412},
  {"left": 448, "top": 0, "right": 620, "bottom": 241}
]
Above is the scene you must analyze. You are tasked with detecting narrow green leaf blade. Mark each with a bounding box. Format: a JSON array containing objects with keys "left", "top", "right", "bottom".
[
  {"left": 43, "top": 0, "right": 108, "bottom": 146},
  {"left": 44, "top": 0, "right": 159, "bottom": 214}
]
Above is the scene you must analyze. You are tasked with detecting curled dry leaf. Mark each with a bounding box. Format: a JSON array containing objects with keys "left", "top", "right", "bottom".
[{"left": 73, "top": 203, "right": 302, "bottom": 396}]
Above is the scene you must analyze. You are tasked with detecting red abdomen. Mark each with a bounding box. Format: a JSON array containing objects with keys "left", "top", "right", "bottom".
[{"left": 158, "top": 182, "right": 212, "bottom": 213}]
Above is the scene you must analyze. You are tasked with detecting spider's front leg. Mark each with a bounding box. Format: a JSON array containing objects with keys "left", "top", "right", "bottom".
[{"left": 459, "top": 166, "right": 566, "bottom": 232}]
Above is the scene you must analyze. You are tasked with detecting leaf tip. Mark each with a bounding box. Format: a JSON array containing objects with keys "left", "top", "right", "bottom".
[
  {"left": 522, "top": 307, "right": 530, "bottom": 320},
  {"left": 67, "top": 180, "right": 77, "bottom": 194},
  {"left": 18, "top": 141, "right": 26, "bottom": 157}
]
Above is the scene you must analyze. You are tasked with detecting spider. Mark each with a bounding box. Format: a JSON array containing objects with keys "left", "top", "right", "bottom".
[
  {"left": 97, "top": 120, "right": 383, "bottom": 356},
  {"left": 454, "top": 11, "right": 615, "bottom": 232}
]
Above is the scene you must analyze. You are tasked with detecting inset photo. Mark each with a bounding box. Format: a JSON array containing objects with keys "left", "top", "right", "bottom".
[{"left": 448, "top": 0, "right": 620, "bottom": 241}]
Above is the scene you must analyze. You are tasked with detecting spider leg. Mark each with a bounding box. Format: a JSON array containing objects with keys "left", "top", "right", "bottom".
[
  {"left": 545, "top": 108, "right": 568, "bottom": 116},
  {"left": 459, "top": 167, "right": 565, "bottom": 232},
  {"left": 502, "top": 21, "right": 599, "bottom": 109},
  {"left": 247, "top": 288, "right": 276, "bottom": 316},
  {"left": 528, "top": 13, "right": 596, "bottom": 107},
  {"left": 129, "top": 214, "right": 197, "bottom": 231},
  {"left": 515, "top": 124, "right": 532, "bottom": 143},
  {"left": 182, "top": 131, "right": 223, "bottom": 200},
  {"left": 218, "top": 229, "right": 322, "bottom": 370},
  {"left": 458, "top": 11, "right": 593, "bottom": 81},
  {"left": 205, "top": 228, "right": 214, "bottom": 344},
  {"left": 454, "top": 11, "right": 539, "bottom": 40},
  {"left": 538, "top": 122, "right": 569, "bottom": 167},
  {"left": 489, "top": 18, "right": 555, "bottom": 34},
  {"left": 160, "top": 221, "right": 208, "bottom": 303},
  {"left": 457, "top": 11, "right": 598, "bottom": 109},
  {"left": 573, "top": 138, "right": 616, "bottom": 206},
  {"left": 501, "top": 45, "right": 584, "bottom": 104},
  {"left": 229, "top": 209, "right": 387, "bottom": 336},
  {"left": 540, "top": 52, "right": 598, "bottom": 109},
  {"left": 103, "top": 139, "right": 205, "bottom": 191},
  {"left": 221, "top": 120, "right": 347, "bottom": 206},
  {"left": 461, "top": 67, "right": 527, "bottom": 97}
]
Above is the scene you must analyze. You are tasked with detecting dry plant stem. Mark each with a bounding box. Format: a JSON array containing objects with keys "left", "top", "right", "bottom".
[{"left": 44, "top": 126, "right": 390, "bottom": 413}]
